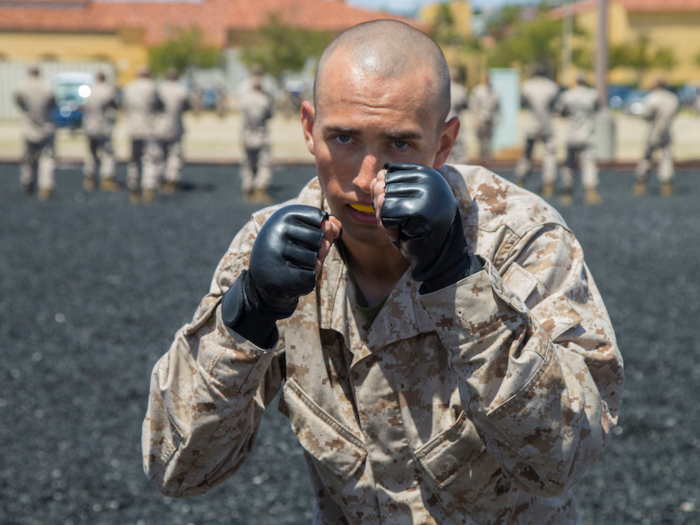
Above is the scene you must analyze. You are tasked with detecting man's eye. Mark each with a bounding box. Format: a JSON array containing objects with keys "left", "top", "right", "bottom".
[
  {"left": 394, "top": 140, "right": 409, "bottom": 150},
  {"left": 336, "top": 135, "right": 352, "bottom": 144}
]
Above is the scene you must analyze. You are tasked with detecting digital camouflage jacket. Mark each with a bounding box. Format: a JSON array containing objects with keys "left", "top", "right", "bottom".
[{"left": 143, "top": 164, "right": 623, "bottom": 524}]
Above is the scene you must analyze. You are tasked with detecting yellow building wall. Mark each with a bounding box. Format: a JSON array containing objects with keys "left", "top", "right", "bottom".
[
  {"left": 573, "top": 2, "right": 700, "bottom": 86},
  {"left": 0, "top": 31, "right": 148, "bottom": 85},
  {"left": 421, "top": 0, "right": 473, "bottom": 39}
]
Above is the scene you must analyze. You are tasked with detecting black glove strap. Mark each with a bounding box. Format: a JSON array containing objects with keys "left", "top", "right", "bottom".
[{"left": 221, "top": 271, "right": 279, "bottom": 349}]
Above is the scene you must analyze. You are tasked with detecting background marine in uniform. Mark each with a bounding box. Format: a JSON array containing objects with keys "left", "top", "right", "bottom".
[
  {"left": 514, "top": 64, "right": 561, "bottom": 197},
  {"left": 554, "top": 73, "right": 603, "bottom": 206},
  {"left": 122, "top": 66, "right": 161, "bottom": 204},
  {"left": 468, "top": 74, "right": 500, "bottom": 160},
  {"left": 446, "top": 67, "right": 469, "bottom": 164},
  {"left": 239, "top": 65, "right": 275, "bottom": 204},
  {"left": 634, "top": 78, "right": 680, "bottom": 197},
  {"left": 154, "top": 68, "right": 190, "bottom": 195},
  {"left": 14, "top": 65, "right": 57, "bottom": 201},
  {"left": 82, "top": 71, "right": 120, "bottom": 193}
]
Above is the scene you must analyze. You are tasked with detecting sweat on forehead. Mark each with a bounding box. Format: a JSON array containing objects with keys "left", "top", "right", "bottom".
[{"left": 314, "top": 20, "right": 450, "bottom": 122}]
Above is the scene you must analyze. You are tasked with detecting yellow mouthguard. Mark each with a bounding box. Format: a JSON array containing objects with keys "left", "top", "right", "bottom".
[{"left": 350, "top": 203, "right": 374, "bottom": 213}]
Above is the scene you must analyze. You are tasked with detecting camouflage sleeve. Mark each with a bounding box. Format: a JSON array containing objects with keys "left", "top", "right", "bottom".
[
  {"left": 420, "top": 224, "right": 623, "bottom": 498},
  {"left": 142, "top": 218, "right": 285, "bottom": 497}
]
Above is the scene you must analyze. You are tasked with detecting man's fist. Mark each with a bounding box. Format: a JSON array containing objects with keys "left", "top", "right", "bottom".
[
  {"left": 249, "top": 205, "right": 339, "bottom": 317},
  {"left": 222, "top": 205, "right": 341, "bottom": 347},
  {"left": 371, "top": 163, "right": 475, "bottom": 293}
]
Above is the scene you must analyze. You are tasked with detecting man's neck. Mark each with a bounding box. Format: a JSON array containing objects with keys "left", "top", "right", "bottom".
[{"left": 340, "top": 236, "right": 409, "bottom": 307}]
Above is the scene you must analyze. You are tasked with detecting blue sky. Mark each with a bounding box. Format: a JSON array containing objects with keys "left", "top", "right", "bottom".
[{"left": 347, "top": 0, "right": 539, "bottom": 16}]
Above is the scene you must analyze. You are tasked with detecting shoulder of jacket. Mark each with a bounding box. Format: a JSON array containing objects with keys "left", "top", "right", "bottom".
[
  {"left": 440, "top": 164, "right": 569, "bottom": 237},
  {"left": 250, "top": 177, "right": 324, "bottom": 228}
]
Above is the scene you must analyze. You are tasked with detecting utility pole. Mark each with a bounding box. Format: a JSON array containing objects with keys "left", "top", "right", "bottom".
[{"left": 595, "top": 0, "right": 615, "bottom": 160}]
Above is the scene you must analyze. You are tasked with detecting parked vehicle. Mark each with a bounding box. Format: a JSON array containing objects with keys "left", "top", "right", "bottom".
[{"left": 52, "top": 72, "right": 95, "bottom": 129}]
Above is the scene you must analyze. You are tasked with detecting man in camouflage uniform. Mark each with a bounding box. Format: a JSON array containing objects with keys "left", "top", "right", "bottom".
[
  {"left": 82, "top": 71, "right": 120, "bottom": 193},
  {"left": 514, "top": 65, "right": 561, "bottom": 197},
  {"left": 554, "top": 73, "right": 603, "bottom": 206},
  {"left": 123, "top": 66, "right": 160, "bottom": 204},
  {"left": 239, "top": 65, "right": 275, "bottom": 204},
  {"left": 14, "top": 65, "right": 57, "bottom": 200},
  {"left": 446, "top": 67, "right": 469, "bottom": 164},
  {"left": 154, "top": 68, "right": 190, "bottom": 195},
  {"left": 634, "top": 78, "right": 679, "bottom": 197},
  {"left": 143, "top": 21, "right": 622, "bottom": 524},
  {"left": 469, "top": 74, "right": 500, "bottom": 160}
]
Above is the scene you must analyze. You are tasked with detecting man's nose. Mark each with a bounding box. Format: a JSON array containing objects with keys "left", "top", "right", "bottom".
[{"left": 354, "top": 152, "right": 382, "bottom": 194}]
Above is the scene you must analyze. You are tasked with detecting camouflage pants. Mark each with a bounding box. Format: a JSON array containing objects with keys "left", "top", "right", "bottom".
[
  {"left": 84, "top": 136, "right": 116, "bottom": 181},
  {"left": 127, "top": 139, "right": 159, "bottom": 191},
  {"left": 476, "top": 121, "right": 494, "bottom": 160},
  {"left": 636, "top": 140, "right": 674, "bottom": 183},
  {"left": 514, "top": 135, "right": 558, "bottom": 185},
  {"left": 561, "top": 143, "right": 598, "bottom": 191},
  {"left": 20, "top": 138, "right": 55, "bottom": 192},
  {"left": 155, "top": 139, "right": 183, "bottom": 184},
  {"left": 241, "top": 144, "right": 272, "bottom": 192},
  {"left": 447, "top": 135, "right": 469, "bottom": 165}
]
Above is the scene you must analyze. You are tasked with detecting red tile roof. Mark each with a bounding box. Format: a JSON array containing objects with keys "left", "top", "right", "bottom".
[
  {"left": 0, "top": 0, "right": 420, "bottom": 46},
  {"left": 551, "top": 0, "right": 700, "bottom": 19}
]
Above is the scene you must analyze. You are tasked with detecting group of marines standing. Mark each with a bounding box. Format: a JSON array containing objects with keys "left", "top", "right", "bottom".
[{"left": 15, "top": 62, "right": 683, "bottom": 204}]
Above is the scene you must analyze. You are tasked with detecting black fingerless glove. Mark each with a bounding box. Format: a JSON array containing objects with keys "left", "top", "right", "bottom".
[
  {"left": 380, "top": 162, "right": 478, "bottom": 294},
  {"left": 222, "top": 205, "right": 328, "bottom": 348}
]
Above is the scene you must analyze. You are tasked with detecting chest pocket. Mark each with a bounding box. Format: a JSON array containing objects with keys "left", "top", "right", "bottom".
[{"left": 279, "top": 378, "right": 366, "bottom": 480}]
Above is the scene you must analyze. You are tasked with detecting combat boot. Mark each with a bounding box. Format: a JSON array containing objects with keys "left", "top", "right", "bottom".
[
  {"left": 559, "top": 190, "right": 574, "bottom": 206},
  {"left": 660, "top": 182, "right": 675, "bottom": 198},
  {"left": 584, "top": 188, "right": 603, "bottom": 206},
  {"left": 129, "top": 190, "right": 140, "bottom": 204},
  {"left": 100, "top": 179, "right": 122, "bottom": 193},
  {"left": 243, "top": 188, "right": 254, "bottom": 202},
  {"left": 251, "top": 188, "right": 274, "bottom": 205},
  {"left": 38, "top": 188, "right": 53, "bottom": 201},
  {"left": 163, "top": 181, "right": 179, "bottom": 195},
  {"left": 541, "top": 183, "right": 555, "bottom": 199},
  {"left": 83, "top": 177, "right": 96, "bottom": 191},
  {"left": 632, "top": 180, "right": 647, "bottom": 197},
  {"left": 515, "top": 179, "right": 526, "bottom": 189},
  {"left": 143, "top": 189, "right": 156, "bottom": 204}
]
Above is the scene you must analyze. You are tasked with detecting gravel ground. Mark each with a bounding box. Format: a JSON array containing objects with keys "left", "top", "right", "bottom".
[{"left": 1, "top": 164, "right": 699, "bottom": 525}]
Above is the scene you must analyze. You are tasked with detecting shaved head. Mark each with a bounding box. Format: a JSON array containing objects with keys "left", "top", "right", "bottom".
[{"left": 314, "top": 20, "right": 451, "bottom": 129}]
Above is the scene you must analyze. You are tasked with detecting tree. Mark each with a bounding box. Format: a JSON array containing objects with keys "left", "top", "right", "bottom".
[
  {"left": 240, "top": 13, "right": 333, "bottom": 82},
  {"left": 610, "top": 35, "right": 676, "bottom": 86},
  {"left": 487, "top": 9, "right": 590, "bottom": 78},
  {"left": 148, "top": 27, "right": 223, "bottom": 76}
]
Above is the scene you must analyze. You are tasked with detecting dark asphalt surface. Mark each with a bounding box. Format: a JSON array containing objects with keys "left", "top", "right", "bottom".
[{"left": 1, "top": 163, "right": 699, "bottom": 525}]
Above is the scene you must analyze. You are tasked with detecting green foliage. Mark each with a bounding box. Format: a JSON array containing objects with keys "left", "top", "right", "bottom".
[
  {"left": 610, "top": 35, "right": 676, "bottom": 86},
  {"left": 240, "top": 13, "right": 333, "bottom": 81},
  {"left": 488, "top": 14, "right": 563, "bottom": 74},
  {"left": 485, "top": 5, "right": 522, "bottom": 40},
  {"left": 148, "top": 27, "right": 223, "bottom": 76},
  {"left": 487, "top": 9, "right": 589, "bottom": 77}
]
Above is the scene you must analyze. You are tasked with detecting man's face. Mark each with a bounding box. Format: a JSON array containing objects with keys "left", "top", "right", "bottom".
[{"left": 302, "top": 55, "right": 457, "bottom": 247}]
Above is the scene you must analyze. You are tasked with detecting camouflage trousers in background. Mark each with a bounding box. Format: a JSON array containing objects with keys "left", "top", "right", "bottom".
[
  {"left": 84, "top": 137, "right": 116, "bottom": 182},
  {"left": 241, "top": 144, "right": 272, "bottom": 192},
  {"left": 20, "top": 138, "right": 55, "bottom": 191},
  {"left": 447, "top": 135, "right": 469, "bottom": 165},
  {"left": 561, "top": 143, "right": 598, "bottom": 191},
  {"left": 514, "top": 135, "right": 558, "bottom": 185},
  {"left": 127, "top": 139, "right": 159, "bottom": 192},
  {"left": 475, "top": 121, "right": 494, "bottom": 160},
  {"left": 636, "top": 139, "right": 674, "bottom": 183},
  {"left": 155, "top": 139, "right": 184, "bottom": 184}
]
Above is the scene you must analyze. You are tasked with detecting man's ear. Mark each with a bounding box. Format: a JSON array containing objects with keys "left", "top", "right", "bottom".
[
  {"left": 301, "top": 101, "right": 316, "bottom": 156},
  {"left": 432, "top": 116, "right": 461, "bottom": 169}
]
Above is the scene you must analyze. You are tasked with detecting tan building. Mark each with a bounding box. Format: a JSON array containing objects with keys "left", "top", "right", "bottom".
[
  {"left": 552, "top": 0, "right": 700, "bottom": 87},
  {"left": 0, "top": 0, "right": 419, "bottom": 86}
]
